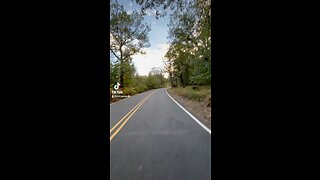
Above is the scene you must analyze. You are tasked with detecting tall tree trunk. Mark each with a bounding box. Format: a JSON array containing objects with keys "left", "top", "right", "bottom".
[
  {"left": 180, "top": 74, "right": 185, "bottom": 88},
  {"left": 169, "top": 72, "right": 173, "bottom": 87},
  {"left": 119, "top": 58, "right": 124, "bottom": 87},
  {"left": 185, "top": 63, "right": 189, "bottom": 86},
  {"left": 119, "top": 45, "right": 124, "bottom": 87},
  {"left": 120, "top": 69, "right": 124, "bottom": 87}
]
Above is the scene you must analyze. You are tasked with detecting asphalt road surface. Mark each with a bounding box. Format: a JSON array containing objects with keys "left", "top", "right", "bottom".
[{"left": 110, "top": 88, "right": 211, "bottom": 180}]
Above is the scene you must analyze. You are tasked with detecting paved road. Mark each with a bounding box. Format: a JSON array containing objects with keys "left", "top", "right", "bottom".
[{"left": 110, "top": 88, "right": 211, "bottom": 180}]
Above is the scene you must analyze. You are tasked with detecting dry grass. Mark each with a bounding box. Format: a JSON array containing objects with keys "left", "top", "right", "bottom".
[{"left": 171, "top": 86, "right": 211, "bottom": 102}]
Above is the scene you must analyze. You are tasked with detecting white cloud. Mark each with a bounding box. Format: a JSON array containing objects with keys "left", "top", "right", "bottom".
[
  {"left": 145, "top": 9, "right": 157, "bottom": 16},
  {"left": 156, "top": 43, "right": 169, "bottom": 51},
  {"left": 132, "top": 43, "right": 170, "bottom": 76}
]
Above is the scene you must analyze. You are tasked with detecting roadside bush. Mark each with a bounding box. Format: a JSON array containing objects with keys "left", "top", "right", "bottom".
[
  {"left": 123, "top": 87, "right": 136, "bottom": 96},
  {"left": 186, "top": 90, "right": 206, "bottom": 101},
  {"left": 134, "top": 83, "right": 148, "bottom": 93},
  {"left": 145, "top": 76, "right": 160, "bottom": 90},
  {"left": 192, "top": 85, "right": 200, "bottom": 91},
  {"left": 172, "top": 86, "right": 210, "bottom": 101}
]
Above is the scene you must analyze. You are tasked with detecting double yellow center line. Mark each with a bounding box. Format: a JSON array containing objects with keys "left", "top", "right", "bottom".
[{"left": 110, "top": 90, "right": 158, "bottom": 141}]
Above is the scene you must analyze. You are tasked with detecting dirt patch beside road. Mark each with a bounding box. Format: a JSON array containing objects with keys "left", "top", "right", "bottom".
[{"left": 168, "top": 88, "right": 211, "bottom": 130}]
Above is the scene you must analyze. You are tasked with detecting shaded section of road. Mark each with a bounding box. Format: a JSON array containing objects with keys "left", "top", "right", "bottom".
[{"left": 110, "top": 88, "right": 211, "bottom": 180}]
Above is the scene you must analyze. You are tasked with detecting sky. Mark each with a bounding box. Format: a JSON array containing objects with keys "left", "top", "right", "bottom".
[{"left": 113, "top": 0, "right": 171, "bottom": 77}]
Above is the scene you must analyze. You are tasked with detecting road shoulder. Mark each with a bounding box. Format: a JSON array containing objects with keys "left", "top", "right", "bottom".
[{"left": 167, "top": 88, "right": 211, "bottom": 130}]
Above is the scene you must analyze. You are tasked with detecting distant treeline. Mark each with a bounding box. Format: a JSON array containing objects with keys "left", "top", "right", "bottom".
[{"left": 110, "top": 61, "right": 169, "bottom": 97}]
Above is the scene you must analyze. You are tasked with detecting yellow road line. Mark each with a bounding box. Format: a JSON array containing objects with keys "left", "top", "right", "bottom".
[
  {"left": 110, "top": 95, "right": 147, "bottom": 133},
  {"left": 110, "top": 90, "right": 157, "bottom": 133},
  {"left": 110, "top": 90, "right": 158, "bottom": 141}
]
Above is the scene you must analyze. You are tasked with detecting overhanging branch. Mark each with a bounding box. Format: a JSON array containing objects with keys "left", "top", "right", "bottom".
[{"left": 110, "top": 48, "right": 121, "bottom": 61}]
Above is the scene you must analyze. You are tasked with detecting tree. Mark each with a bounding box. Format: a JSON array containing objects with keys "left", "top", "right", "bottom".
[
  {"left": 163, "top": 0, "right": 211, "bottom": 87},
  {"left": 134, "top": 0, "right": 187, "bottom": 19},
  {"left": 122, "top": 57, "right": 136, "bottom": 87},
  {"left": 163, "top": 57, "right": 176, "bottom": 87},
  {"left": 110, "top": 57, "right": 120, "bottom": 88},
  {"left": 110, "top": 0, "right": 151, "bottom": 87}
]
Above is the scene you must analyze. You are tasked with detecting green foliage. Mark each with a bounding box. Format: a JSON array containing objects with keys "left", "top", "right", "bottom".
[
  {"left": 110, "top": 0, "right": 151, "bottom": 59},
  {"left": 123, "top": 87, "right": 136, "bottom": 96},
  {"left": 133, "top": 83, "right": 148, "bottom": 93},
  {"left": 110, "top": 59, "right": 120, "bottom": 86},
  {"left": 110, "top": 0, "right": 211, "bottom": 99},
  {"left": 121, "top": 60, "right": 136, "bottom": 87},
  {"left": 153, "top": 0, "right": 211, "bottom": 88},
  {"left": 134, "top": 0, "right": 187, "bottom": 19},
  {"left": 172, "top": 86, "right": 210, "bottom": 101},
  {"left": 110, "top": 66, "right": 168, "bottom": 97},
  {"left": 145, "top": 75, "right": 161, "bottom": 89},
  {"left": 110, "top": 0, "right": 151, "bottom": 87}
]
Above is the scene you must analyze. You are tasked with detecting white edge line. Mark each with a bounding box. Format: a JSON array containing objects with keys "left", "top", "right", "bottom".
[{"left": 166, "top": 89, "right": 211, "bottom": 134}]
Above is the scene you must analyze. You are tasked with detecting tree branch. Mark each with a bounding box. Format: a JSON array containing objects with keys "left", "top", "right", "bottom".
[
  {"left": 110, "top": 48, "right": 121, "bottom": 61},
  {"left": 123, "top": 51, "right": 137, "bottom": 60}
]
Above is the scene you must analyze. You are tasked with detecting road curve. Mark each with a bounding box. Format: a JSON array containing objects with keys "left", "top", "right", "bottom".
[{"left": 110, "top": 88, "right": 211, "bottom": 180}]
